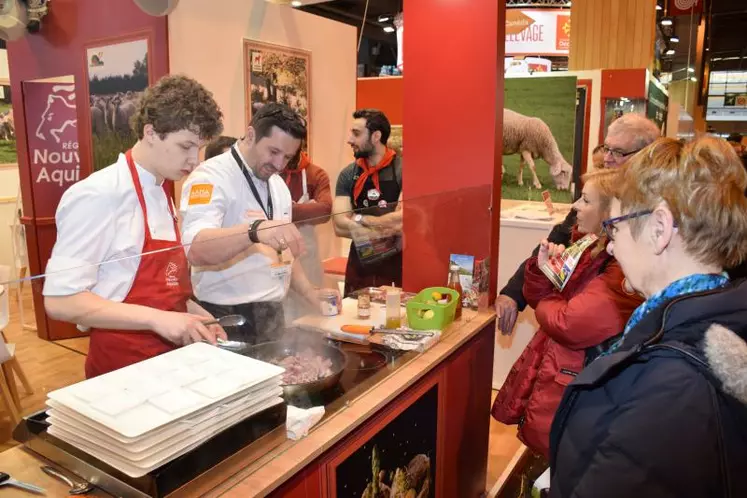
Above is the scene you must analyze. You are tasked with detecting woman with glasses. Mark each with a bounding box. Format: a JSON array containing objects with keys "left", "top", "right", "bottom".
[
  {"left": 549, "top": 137, "right": 747, "bottom": 498},
  {"left": 492, "top": 168, "right": 642, "bottom": 459}
]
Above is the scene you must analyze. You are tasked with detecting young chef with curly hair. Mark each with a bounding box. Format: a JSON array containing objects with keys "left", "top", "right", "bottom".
[{"left": 44, "top": 75, "right": 227, "bottom": 378}]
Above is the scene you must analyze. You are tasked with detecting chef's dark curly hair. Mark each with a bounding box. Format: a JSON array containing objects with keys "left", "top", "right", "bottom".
[
  {"left": 131, "top": 74, "right": 224, "bottom": 141},
  {"left": 353, "top": 108, "right": 391, "bottom": 145},
  {"left": 250, "top": 103, "right": 307, "bottom": 142}
]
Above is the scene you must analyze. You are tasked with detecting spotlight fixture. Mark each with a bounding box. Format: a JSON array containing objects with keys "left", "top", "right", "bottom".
[
  {"left": 687, "top": 67, "right": 695, "bottom": 73},
  {"left": 378, "top": 14, "right": 391, "bottom": 22},
  {"left": 656, "top": 4, "right": 663, "bottom": 10},
  {"left": 383, "top": 26, "right": 395, "bottom": 33},
  {"left": 291, "top": 0, "right": 302, "bottom": 6},
  {"left": 660, "top": 17, "right": 673, "bottom": 26},
  {"left": 690, "top": 76, "right": 697, "bottom": 82},
  {"left": 670, "top": 35, "right": 680, "bottom": 43},
  {"left": 665, "top": 48, "right": 676, "bottom": 56}
]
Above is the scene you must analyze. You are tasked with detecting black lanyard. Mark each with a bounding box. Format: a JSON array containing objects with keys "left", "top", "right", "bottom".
[{"left": 231, "top": 145, "right": 273, "bottom": 220}]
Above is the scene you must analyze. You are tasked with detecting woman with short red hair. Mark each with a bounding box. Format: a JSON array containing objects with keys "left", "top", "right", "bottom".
[{"left": 549, "top": 136, "right": 747, "bottom": 498}]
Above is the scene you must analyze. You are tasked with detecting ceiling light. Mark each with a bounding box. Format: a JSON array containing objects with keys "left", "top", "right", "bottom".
[
  {"left": 383, "top": 26, "right": 395, "bottom": 33},
  {"left": 690, "top": 76, "right": 697, "bottom": 82},
  {"left": 378, "top": 15, "right": 391, "bottom": 22},
  {"left": 666, "top": 48, "right": 676, "bottom": 56},
  {"left": 687, "top": 67, "right": 695, "bottom": 73},
  {"left": 656, "top": 3, "right": 663, "bottom": 10},
  {"left": 660, "top": 17, "right": 673, "bottom": 26},
  {"left": 291, "top": 0, "right": 302, "bottom": 6},
  {"left": 566, "top": 1, "right": 572, "bottom": 6},
  {"left": 670, "top": 36, "right": 680, "bottom": 43}
]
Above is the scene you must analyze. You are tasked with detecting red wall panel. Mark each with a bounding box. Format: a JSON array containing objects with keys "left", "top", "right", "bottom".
[
  {"left": 601, "top": 68, "right": 648, "bottom": 98},
  {"left": 7, "top": 0, "right": 169, "bottom": 340},
  {"left": 356, "top": 77, "right": 404, "bottom": 125},
  {"left": 402, "top": 0, "right": 504, "bottom": 297}
]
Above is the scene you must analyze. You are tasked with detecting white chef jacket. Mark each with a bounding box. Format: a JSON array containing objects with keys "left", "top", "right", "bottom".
[
  {"left": 180, "top": 147, "right": 293, "bottom": 306},
  {"left": 43, "top": 153, "right": 178, "bottom": 301}
]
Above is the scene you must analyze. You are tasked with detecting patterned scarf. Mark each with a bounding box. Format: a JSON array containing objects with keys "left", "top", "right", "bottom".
[{"left": 605, "top": 272, "right": 730, "bottom": 354}]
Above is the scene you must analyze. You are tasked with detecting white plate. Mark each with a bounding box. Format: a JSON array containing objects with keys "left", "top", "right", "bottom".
[
  {"left": 48, "top": 397, "right": 285, "bottom": 478},
  {"left": 46, "top": 379, "right": 282, "bottom": 445},
  {"left": 47, "top": 343, "right": 285, "bottom": 438},
  {"left": 47, "top": 388, "right": 283, "bottom": 460}
]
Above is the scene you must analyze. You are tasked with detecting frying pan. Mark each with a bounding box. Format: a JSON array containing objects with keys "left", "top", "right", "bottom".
[{"left": 223, "top": 333, "right": 348, "bottom": 399}]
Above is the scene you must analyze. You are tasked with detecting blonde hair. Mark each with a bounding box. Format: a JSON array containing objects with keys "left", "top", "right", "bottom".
[
  {"left": 581, "top": 168, "right": 618, "bottom": 256},
  {"left": 582, "top": 167, "right": 617, "bottom": 218},
  {"left": 617, "top": 136, "right": 747, "bottom": 268}
]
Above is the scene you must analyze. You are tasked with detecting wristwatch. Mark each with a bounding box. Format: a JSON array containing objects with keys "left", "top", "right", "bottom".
[{"left": 248, "top": 220, "right": 264, "bottom": 243}]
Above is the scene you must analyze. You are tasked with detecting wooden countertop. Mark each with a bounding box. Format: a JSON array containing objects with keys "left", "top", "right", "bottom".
[
  {"left": 211, "top": 310, "right": 496, "bottom": 497},
  {"left": 0, "top": 447, "right": 111, "bottom": 497},
  {"left": 0, "top": 311, "right": 496, "bottom": 498}
]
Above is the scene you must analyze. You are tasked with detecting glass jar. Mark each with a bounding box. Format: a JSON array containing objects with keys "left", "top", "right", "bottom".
[{"left": 448, "top": 265, "right": 463, "bottom": 319}]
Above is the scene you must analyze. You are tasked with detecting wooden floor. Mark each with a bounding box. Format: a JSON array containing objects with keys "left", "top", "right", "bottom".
[
  {"left": 0, "top": 287, "right": 87, "bottom": 452},
  {"left": 0, "top": 288, "right": 522, "bottom": 490}
]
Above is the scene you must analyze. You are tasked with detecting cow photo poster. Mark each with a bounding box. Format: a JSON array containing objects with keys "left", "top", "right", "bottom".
[
  {"left": 85, "top": 37, "right": 150, "bottom": 171},
  {"left": 243, "top": 39, "right": 310, "bottom": 148}
]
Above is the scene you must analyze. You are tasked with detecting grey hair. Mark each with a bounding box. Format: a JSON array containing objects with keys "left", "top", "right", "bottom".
[{"left": 607, "top": 114, "right": 661, "bottom": 151}]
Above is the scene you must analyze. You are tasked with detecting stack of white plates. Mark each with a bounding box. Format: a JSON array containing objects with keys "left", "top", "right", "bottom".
[{"left": 45, "top": 342, "right": 286, "bottom": 477}]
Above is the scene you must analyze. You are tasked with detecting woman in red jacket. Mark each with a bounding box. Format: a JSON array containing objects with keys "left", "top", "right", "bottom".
[{"left": 491, "top": 168, "right": 642, "bottom": 458}]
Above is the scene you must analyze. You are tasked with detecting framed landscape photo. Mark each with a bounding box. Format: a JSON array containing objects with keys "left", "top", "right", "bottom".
[
  {"left": 243, "top": 39, "right": 311, "bottom": 148},
  {"left": 84, "top": 35, "right": 152, "bottom": 171}
]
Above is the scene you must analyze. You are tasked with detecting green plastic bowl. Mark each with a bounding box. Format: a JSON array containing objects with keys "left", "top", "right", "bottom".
[{"left": 406, "top": 287, "right": 459, "bottom": 331}]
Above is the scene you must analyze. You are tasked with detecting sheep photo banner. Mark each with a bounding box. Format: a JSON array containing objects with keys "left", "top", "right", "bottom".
[
  {"left": 84, "top": 36, "right": 151, "bottom": 172},
  {"left": 502, "top": 75, "right": 577, "bottom": 204}
]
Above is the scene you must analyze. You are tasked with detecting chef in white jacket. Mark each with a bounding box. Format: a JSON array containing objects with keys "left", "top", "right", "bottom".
[{"left": 181, "top": 103, "right": 328, "bottom": 344}]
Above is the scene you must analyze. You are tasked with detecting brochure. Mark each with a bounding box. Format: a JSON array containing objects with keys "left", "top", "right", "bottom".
[{"left": 539, "top": 234, "right": 598, "bottom": 291}]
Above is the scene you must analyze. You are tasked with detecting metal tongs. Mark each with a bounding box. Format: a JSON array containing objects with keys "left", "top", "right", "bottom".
[
  {"left": 201, "top": 315, "right": 247, "bottom": 350},
  {"left": 203, "top": 314, "right": 246, "bottom": 328}
]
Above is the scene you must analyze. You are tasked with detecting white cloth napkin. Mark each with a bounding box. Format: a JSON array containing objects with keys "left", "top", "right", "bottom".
[
  {"left": 286, "top": 405, "right": 325, "bottom": 440},
  {"left": 532, "top": 467, "right": 551, "bottom": 496},
  {"left": 381, "top": 330, "right": 441, "bottom": 352}
]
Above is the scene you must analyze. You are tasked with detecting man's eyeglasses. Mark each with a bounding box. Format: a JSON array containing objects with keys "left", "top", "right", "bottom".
[
  {"left": 602, "top": 210, "right": 653, "bottom": 240},
  {"left": 602, "top": 144, "right": 641, "bottom": 161}
]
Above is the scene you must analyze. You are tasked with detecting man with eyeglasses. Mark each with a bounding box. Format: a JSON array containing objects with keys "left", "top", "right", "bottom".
[
  {"left": 495, "top": 114, "right": 660, "bottom": 335},
  {"left": 180, "top": 103, "right": 330, "bottom": 344}
]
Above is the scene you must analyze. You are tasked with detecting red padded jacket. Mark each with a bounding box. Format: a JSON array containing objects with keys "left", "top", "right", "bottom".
[{"left": 491, "top": 230, "right": 642, "bottom": 458}]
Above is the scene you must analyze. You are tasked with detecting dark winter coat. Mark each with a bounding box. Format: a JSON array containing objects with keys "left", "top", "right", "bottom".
[{"left": 549, "top": 280, "right": 747, "bottom": 498}]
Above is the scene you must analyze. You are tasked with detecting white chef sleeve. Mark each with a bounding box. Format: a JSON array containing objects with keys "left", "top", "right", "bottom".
[
  {"left": 179, "top": 171, "right": 227, "bottom": 250},
  {"left": 43, "top": 182, "right": 116, "bottom": 296}
]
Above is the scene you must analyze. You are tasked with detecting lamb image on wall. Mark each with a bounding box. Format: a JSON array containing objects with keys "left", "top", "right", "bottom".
[
  {"left": 502, "top": 76, "right": 577, "bottom": 203},
  {"left": 84, "top": 36, "right": 151, "bottom": 172},
  {"left": 502, "top": 108, "right": 572, "bottom": 191}
]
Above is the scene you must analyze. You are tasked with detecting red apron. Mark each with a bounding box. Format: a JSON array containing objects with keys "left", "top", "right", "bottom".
[{"left": 85, "top": 150, "right": 192, "bottom": 379}]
